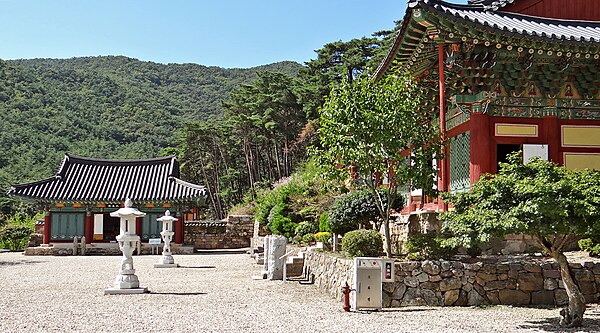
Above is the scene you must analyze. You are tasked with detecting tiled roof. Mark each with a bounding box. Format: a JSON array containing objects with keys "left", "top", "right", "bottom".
[
  {"left": 376, "top": 0, "right": 600, "bottom": 78},
  {"left": 468, "top": 0, "right": 517, "bottom": 10},
  {"left": 432, "top": 1, "right": 600, "bottom": 42},
  {"left": 8, "top": 154, "right": 206, "bottom": 203}
]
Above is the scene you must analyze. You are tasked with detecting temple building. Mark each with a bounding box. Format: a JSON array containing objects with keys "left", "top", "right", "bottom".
[
  {"left": 8, "top": 154, "right": 206, "bottom": 245},
  {"left": 375, "top": 0, "right": 600, "bottom": 212}
]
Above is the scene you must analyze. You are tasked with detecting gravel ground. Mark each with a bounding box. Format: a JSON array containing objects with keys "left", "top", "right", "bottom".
[{"left": 1, "top": 252, "right": 599, "bottom": 333}]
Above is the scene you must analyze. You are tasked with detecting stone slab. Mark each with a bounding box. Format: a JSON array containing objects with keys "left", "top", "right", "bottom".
[
  {"left": 154, "top": 263, "right": 180, "bottom": 268},
  {"left": 104, "top": 287, "right": 149, "bottom": 295}
]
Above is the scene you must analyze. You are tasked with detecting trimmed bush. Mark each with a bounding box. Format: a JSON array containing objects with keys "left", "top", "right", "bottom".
[
  {"left": 328, "top": 189, "right": 404, "bottom": 235},
  {"left": 341, "top": 229, "right": 383, "bottom": 257},
  {"left": 295, "top": 221, "right": 318, "bottom": 237},
  {"left": 404, "top": 232, "right": 457, "bottom": 260},
  {"left": 318, "top": 213, "right": 331, "bottom": 233},
  {"left": 314, "top": 231, "right": 332, "bottom": 244}
]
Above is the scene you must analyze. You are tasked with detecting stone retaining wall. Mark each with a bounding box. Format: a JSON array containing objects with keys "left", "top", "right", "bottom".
[
  {"left": 185, "top": 215, "right": 253, "bottom": 249},
  {"left": 305, "top": 251, "right": 600, "bottom": 306}
]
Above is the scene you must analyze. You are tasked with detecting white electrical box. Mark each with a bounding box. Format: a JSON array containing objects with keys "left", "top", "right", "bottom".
[{"left": 353, "top": 257, "right": 383, "bottom": 310}]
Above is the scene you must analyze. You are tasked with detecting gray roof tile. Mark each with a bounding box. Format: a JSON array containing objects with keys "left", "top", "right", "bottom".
[
  {"left": 8, "top": 154, "right": 206, "bottom": 203},
  {"left": 432, "top": 1, "right": 600, "bottom": 43}
]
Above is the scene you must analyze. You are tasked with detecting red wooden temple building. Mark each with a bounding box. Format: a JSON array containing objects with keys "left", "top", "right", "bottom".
[
  {"left": 375, "top": 0, "right": 600, "bottom": 213},
  {"left": 8, "top": 154, "right": 206, "bottom": 245}
]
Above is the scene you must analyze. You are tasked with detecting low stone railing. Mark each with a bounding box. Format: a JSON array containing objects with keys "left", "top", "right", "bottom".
[{"left": 304, "top": 251, "right": 600, "bottom": 306}]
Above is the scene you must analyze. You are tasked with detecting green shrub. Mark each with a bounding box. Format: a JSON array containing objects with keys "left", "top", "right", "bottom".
[
  {"left": 267, "top": 203, "right": 297, "bottom": 238},
  {"left": 0, "top": 214, "right": 37, "bottom": 251},
  {"left": 404, "top": 232, "right": 458, "bottom": 260},
  {"left": 302, "top": 233, "right": 315, "bottom": 245},
  {"left": 328, "top": 189, "right": 404, "bottom": 235},
  {"left": 314, "top": 231, "right": 332, "bottom": 244},
  {"left": 341, "top": 229, "right": 383, "bottom": 257},
  {"left": 318, "top": 213, "right": 331, "bottom": 232},
  {"left": 579, "top": 238, "right": 600, "bottom": 257},
  {"left": 295, "top": 221, "right": 318, "bottom": 237}
]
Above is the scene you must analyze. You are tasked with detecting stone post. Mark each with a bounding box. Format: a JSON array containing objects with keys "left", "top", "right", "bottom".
[
  {"left": 263, "top": 235, "right": 271, "bottom": 274},
  {"left": 267, "top": 235, "right": 287, "bottom": 280}
]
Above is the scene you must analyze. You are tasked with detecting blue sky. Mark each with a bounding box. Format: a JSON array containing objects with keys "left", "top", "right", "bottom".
[{"left": 0, "top": 0, "right": 468, "bottom": 68}]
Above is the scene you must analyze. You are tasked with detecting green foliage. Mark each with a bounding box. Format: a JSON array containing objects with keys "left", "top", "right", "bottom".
[
  {"left": 295, "top": 221, "right": 318, "bottom": 237},
  {"left": 404, "top": 232, "right": 457, "bottom": 261},
  {"left": 442, "top": 152, "right": 600, "bottom": 254},
  {"left": 341, "top": 229, "right": 383, "bottom": 257},
  {"left": 316, "top": 70, "right": 440, "bottom": 256},
  {"left": 0, "top": 213, "right": 38, "bottom": 251},
  {"left": 266, "top": 203, "right": 297, "bottom": 239},
  {"left": 318, "top": 213, "right": 331, "bottom": 232},
  {"left": 578, "top": 238, "right": 600, "bottom": 257},
  {"left": 314, "top": 231, "right": 332, "bottom": 244},
  {"left": 328, "top": 189, "right": 404, "bottom": 235},
  {"left": 251, "top": 159, "right": 343, "bottom": 238}
]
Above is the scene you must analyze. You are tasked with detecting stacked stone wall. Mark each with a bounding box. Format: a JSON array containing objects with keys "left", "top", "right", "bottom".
[
  {"left": 305, "top": 251, "right": 600, "bottom": 306},
  {"left": 184, "top": 215, "right": 253, "bottom": 249}
]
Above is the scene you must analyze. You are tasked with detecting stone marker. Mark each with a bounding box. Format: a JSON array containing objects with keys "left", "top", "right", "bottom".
[{"left": 267, "top": 235, "right": 287, "bottom": 280}]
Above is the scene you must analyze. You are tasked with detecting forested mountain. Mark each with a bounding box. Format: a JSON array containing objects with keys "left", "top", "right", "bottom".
[{"left": 0, "top": 56, "right": 302, "bottom": 189}]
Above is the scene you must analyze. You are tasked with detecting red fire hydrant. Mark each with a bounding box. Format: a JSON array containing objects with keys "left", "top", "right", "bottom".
[{"left": 341, "top": 281, "right": 351, "bottom": 312}]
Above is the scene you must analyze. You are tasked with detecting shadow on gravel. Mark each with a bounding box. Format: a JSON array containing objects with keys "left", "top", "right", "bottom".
[
  {"left": 0, "top": 260, "right": 46, "bottom": 266},
  {"left": 149, "top": 292, "right": 207, "bottom": 296},
  {"left": 178, "top": 266, "right": 216, "bottom": 269},
  {"left": 355, "top": 308, "right": 438, "bottom": 314},
  {"left": 518, "top": 317, "right": 600, "bottom": 332}
]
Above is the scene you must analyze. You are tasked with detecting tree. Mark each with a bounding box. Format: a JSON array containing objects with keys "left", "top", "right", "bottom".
[
  {"left": 299, "top": 37, "right": 383, "bottom": 120},
  {"left": 317, "top": 70, "right": 440, "bottom": 257},
  {"left": 442, "top": 153, "right": 600, "bottom": 327},
  {"left": 328, "top": 189, "right": 404, "bottom": 235}
]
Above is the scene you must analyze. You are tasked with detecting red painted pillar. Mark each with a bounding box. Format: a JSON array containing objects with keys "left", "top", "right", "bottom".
[
  {"left": 437, "top": 43, "right": 448, "bottom": 211},
  {"left": 543, "top": 116, "right": 561, "bottom": 164},
  {"left": 135, "top": 217, "right": 143, "bottom": 239},
  {"left": 43, "top": 210, "right": 52, "bottom": 245},
  {"left": 84, "top": 212, "right": 93, "bottom": 244},
  {"left": 470, "top": 112, "right": 492, "bottom": 184},
  {"left": 174, "top": 212, "right": 184, "bottom": 244}
]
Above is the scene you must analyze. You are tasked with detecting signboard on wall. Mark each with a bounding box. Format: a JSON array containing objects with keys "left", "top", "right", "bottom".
[{"left": 523, "top": 144, "right": 548, "bottom": 163}]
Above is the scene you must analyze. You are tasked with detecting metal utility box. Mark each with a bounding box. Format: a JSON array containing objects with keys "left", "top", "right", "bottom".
[{"left": 353, "top": 258, "right": 383, "bottom": 310}]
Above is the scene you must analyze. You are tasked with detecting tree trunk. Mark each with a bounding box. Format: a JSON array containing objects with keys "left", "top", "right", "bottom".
[{"left": 553, "top": 250, "right": 586, "bottom": 327}]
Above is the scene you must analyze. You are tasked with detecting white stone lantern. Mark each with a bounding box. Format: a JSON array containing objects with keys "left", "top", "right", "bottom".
[
  {"left": 104, "top": 198, "right": 148, "bottom": 294},
  {"left": 154, "top": 210, "right": 179, "bottom": 268}
]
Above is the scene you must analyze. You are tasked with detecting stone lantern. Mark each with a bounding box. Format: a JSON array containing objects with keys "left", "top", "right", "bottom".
[
  {"left": 154, "top": 210, "right": 179, "bottom": 268},
  {"left": 104, "top": 199, "right": 148, "bottom": 294}
]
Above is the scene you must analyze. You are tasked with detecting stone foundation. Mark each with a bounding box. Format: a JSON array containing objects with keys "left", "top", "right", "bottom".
[
  {"left": 184, "top": 215, "right": 253, "bottom": 249},
  {"left": 305, "top": 251, "right": 600, "bottom": 306},
  {"left": 24, "top": 243, "right": 194, "bottom": 256}
]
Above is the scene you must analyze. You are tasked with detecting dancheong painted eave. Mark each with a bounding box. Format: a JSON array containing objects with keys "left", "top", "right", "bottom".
[
  {"left": 7, "top": 153, "right": 207, "bottom": 204},
  {"left": 374, "top": 0, "right": 600, "bottom": 79}
]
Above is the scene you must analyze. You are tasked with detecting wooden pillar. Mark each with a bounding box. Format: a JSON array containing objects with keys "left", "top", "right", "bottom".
[
  {"left": 43, "top": 210, "right": 52, "bottom": 245},
  {"left": 437, "top": 43, "right": 448, "bottom": 211},
  {"left": 543, "top": 116, "right": 561, "bottom": 164},
  {"left": 135, "top": 216, "right": 143, "bottom": 239},
  {"left": 84, "top": 211, "right": 93, "bottom": 244},
  {"left": 174, "top": 211, "right": 184, "bottom": 244},
  {"left": 470, "top": 112, "right": 492, "bottom": 183}
]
